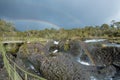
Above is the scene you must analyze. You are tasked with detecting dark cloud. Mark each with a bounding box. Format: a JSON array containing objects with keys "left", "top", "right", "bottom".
[{"left": 0, "top": 0, "right": 120, "bottom": 29}]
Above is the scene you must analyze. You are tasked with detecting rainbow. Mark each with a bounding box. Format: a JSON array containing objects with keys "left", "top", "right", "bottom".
[{"left": 10, "top": 19, "right": 61, "bottom": 30}]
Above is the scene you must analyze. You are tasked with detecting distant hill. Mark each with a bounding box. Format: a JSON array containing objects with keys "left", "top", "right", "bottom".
[{"left": 0, "top": 19, "right": 16, "bottom": 32}]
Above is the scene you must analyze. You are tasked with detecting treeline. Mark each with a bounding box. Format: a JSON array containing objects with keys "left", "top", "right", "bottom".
[
  {"left": 0, "top": 19, "right": 120, "bottom": 40},
  {"left": 0, "top": 19, "right": 16, "bottom": 32}
]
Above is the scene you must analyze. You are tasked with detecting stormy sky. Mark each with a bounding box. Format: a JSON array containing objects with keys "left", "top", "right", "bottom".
[{"left": 0, "top": 0, "right": 120, "bottom": 30}]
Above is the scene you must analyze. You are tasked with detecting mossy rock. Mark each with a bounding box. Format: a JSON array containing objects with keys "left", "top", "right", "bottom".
[
  {"left": 18, "top": 42, "right": 45, "bottom": 58},
  {"left": 4, "top": 43, "right": 21, "bottom": 54}
]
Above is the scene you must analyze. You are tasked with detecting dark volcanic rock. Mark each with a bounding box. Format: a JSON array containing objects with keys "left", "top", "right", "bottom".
[
  {"left": 16, "top": 42, "right": 90, "bottom": 80},
  {"left": 69, "top": 40, "right": 82, "bottom": 56},
  {"left": 0, "top": 67, "right": 9, "bottom": 80},
  {"left": 15, "top": 42, "right": 46, "bottom": 79},
  {"left": 0, "top": 54, "right": 4, "bottom": 69},
  {"left": 87, "top": 47, "right": 120, "bottom": 79},
  {"left": 15, "top": 41, "right": 120, "bottom": 80},
  {"left": 37, "top": 53, "right": 90, "bottom": 80},
  {"left": 92, "top": 47, "right": 120, "bottom": 66},
  {"left": 89, "top": 65, "right": 117, "bottom": 79},
  {"left": 0, "top": 54, "right": 8, "bottom": 80}
]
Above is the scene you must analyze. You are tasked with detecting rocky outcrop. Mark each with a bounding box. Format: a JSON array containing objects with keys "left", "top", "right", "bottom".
[
  {"left": 91, "top": 47, "right": 120, "bottom": 66},
  {"left": 16, "top": 42, "right": 90, "bottom": 80},
  {"left": 37, "top": 53, "right": 90, "bottom": 80},
  {"left": 5, "top": 41, "right": 120, "bottom": 80}
]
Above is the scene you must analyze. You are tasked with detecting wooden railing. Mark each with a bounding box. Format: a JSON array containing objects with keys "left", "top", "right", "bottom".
[{"left": 0, "top": 43, "right": 46, "bottom": 80}]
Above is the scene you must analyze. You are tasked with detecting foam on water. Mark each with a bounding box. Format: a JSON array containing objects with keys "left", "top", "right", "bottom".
[
  {"left": 53, "top": 41, "right": 59, "bottom": 45},
  {"left": 53, "top": 49, "right": 58, "bottom": 53},
  {"left": 76, "top": 57, "right": 90, "bottom": 66},
  {"left": 90, "top": 76, "right": 97, "bottom": 80},
  {"left": 84, "top": 39, "right": 106, "bottom": 43}
]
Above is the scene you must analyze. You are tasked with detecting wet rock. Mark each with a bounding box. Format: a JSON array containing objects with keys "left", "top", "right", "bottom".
[
  {"left": 45, "top": 40, "right": 82, "bottom": 56},
  {"left": 0, "top": 54, "right": 4, "bottom": 69},
  {"left": 87, "top": 47, "right": 120, "bottom": 79},
  {"left": 92, "top": 47, "right": 120, "bottom": 66},
  {"left": 44, "top": 40, "right": 60, "bottom": 54},
  {"left": 16, "top": 42, "right": 90, "bottom": 80},
  {"left": 36, "top": 53, "right": 90, "bottom": 80},
  {"left": 15, "top": 57, "right": 42, "bottom": 80},
  {"left": 0, "top": 54, "right": 8, "bottom": 80},
  {"left": 0, "top": 67, "right": 9, "bottom": 80},
  {"left": 13, "top": 41, "right": 120, "bottom": 80},
  {"left": 69, "top": 40, "right": 82, "bottom": 56},
  {"left": 89, "top": 65, "right": 117, "bottom": 79},
  {"left": 15, "top": 42, "right": 46, "bottom": 79},
  {"left": 66, "top": 42, "right": 120, "bottom": 79}
]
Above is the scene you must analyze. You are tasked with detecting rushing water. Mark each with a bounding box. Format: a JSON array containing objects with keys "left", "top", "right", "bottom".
[
  {"left": 76, "top": 57, "right": 120, "bottom": 80},
  {"left": 105, "top": 43, "right": 120, "bottom": 47},
  {"left": 79, "top": 39, "right": 120, "bottom": 80},
  {"left": 84, "top": 39, "right": 120, "bottom": 47},
  {"left": 84, "top": 39, "right": 106, "bottom": 43}
]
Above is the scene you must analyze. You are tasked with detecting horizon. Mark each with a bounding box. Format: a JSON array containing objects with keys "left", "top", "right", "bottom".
[{"left": 1, "top": 18, "right": 118, "bottom": 31}]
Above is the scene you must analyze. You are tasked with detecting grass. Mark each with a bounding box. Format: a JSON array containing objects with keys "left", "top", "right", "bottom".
[{"left": 0, "top": 42, "right": 46, "bottom": 80}]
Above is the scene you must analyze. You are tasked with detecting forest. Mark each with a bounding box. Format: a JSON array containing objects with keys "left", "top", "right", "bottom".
[{"left": 0, "top": 19, "right": 120, "bottom": 41}]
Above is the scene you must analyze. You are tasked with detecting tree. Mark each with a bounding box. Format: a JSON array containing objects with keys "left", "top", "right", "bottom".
[
  {"left": 100, "top": 24, "right": 110, "bottom": 30},
  {"left": 0, "top": 19, "right": 16, "bottom": 32}
]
